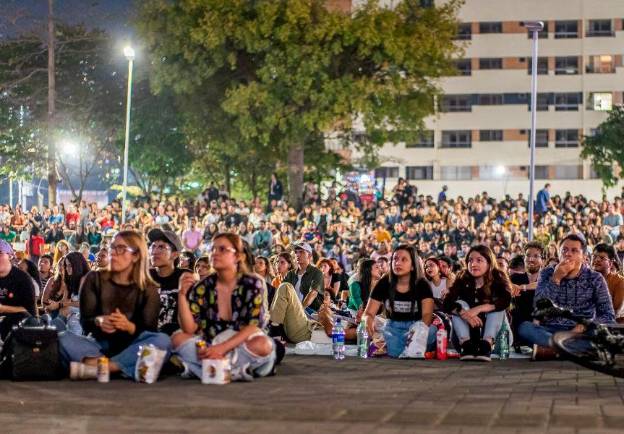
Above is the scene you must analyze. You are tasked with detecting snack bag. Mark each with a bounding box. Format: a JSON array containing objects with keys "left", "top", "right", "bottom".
[{"left": 135, "top": 344, "right": 167, "bottom": 384}]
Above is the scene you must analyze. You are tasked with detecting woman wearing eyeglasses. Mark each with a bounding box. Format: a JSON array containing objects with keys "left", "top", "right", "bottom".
[
  {"left": 173, "top": 232, "right": 275, "bottom": 381},
  {"left": 58, "top": 230, "right": 171, "bottom": 380}
]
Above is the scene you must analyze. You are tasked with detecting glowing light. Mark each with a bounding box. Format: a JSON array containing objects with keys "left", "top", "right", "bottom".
[{"left": 123, "top": 46, "right": 135, "bottom": 60}]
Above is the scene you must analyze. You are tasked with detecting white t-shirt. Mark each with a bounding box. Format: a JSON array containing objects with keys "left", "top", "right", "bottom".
[
  {"left": 429, "top": 278, "right": 447, "bottom": 300},
  {"left": 294, "top": 273, "right": 304, "bottom": 301}
]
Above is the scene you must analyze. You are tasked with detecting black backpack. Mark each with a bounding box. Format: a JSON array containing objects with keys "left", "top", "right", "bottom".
[{"left": 1, "top": 316, "right": 63, "bottom": 381}]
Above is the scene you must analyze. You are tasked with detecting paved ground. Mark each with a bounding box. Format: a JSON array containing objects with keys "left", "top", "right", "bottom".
[{"left": 1, "top": 356, "right": 624, "bottom": 433}]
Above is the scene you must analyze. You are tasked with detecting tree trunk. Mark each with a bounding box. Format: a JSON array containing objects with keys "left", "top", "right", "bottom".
[
  {"left": 224, "top": 162, "right": 231, "bottom": 194},
  {"left": 288, "top": 144, "right": 304, "bottom": 211},
  {"left": 47, "top": 0, "right": 57, "bottom": 206}
]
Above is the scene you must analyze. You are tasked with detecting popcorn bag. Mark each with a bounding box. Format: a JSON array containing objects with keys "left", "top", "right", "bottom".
[
  {"left": 201, "top": 358, "right": 232, "bottom": 385},
  {"left": 135, "top": 344, "right": 167, "bottom": 384}
]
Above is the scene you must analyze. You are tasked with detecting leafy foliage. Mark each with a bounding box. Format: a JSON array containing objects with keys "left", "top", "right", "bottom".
[{"left": 581, "top": 106, "right": 624, "bottom": 188}]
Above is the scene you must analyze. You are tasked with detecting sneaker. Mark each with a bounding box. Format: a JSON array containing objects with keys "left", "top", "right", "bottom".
[
  {"left": 168, "top": 354, "right": 192, "bottom": 378},
  {"left": 69, "top": 361, "right": 97, "bottom": 380},
  {"left": 475, "top": 340, "right": 492, "bottom": 362},
  {"left": 459, "top": 341, "right": 475, "bottom": 361}
]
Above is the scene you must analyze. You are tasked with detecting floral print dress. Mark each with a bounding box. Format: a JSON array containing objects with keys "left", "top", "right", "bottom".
[{"left": 187, "top": 273, "right": 268, "bottom": 343}]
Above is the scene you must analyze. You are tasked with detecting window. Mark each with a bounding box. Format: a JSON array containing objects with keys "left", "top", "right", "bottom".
[
  {"left": 454, "top": 23, "right": 472, "bottom": 40},
  {"left": 453, "top": 59, "right": 472, "bottom": 76},
  {"left": 441, "top": 130, "right": 472, "bottom": 148},
  {"left": 406, "top": 130, "right": 434, "bottom": 148},
  {"left": 479, "top": 130, "right": 503, "bottom": 141},
  {"left": 440, "top": 94, "right": 472, "bottom": 112},
  {"left": 587, "top": 19, "right": 613, "bottom": 37},
  {"left": 554, "top": 165, "right": 582, "bottom": 179},
  {"left": 374, "top": 167, "right": 399, "bottom": 178},
  {"left": 555, "top": 21, "right": 578, "bottom": 38},
  {"left": 479, "top": 58, "right": 502, "bottom": 70},
  {"left": 440, "top": 166, "right": 472, "bottom": 180},
  {"left": 534, "top": 165, "right": 549, "bottom": 179},
  {"left": 419, "top": 0, "right": 434, "bottom": 7},
  {"left": 529, "top": 129, "right": 549, "bottom": 147},
  {"left": 527, "top": 57, "right": 549, "bottom": 75},
  {"left": 586, "top": 55, "right": 615, "bottom": 73},
  {"left": 478, "top": 94, "right": 503, "bottom": 105},
  {"left": 479, "top": 22, "right": 502, "bottom": 34},
  {"left": 554, "top": 93, "right": 581, "bottom": 111},
  {"left": 406, "top": 166, "right": 433, "bottom": 180},
  {"left": 555, "top": 57, "right": 579, "bottom": 75},
  {"left": 528, "top": 94, "right": 550, "bottom": 111},
  {"left": 588, "top": 92, "right": 613, "bottom": 111},
  {"left": 555, "top": 129, "right": 579, "bottom": 148}
]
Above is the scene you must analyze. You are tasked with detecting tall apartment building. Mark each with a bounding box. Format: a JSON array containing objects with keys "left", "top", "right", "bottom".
[{"left": 338, "top": 0, "right": 624, "bottom": 199}]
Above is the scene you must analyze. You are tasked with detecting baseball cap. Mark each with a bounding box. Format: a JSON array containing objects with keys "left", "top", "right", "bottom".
[
  {"left": 147, "top": 228, "right": 183, "bottom": 252},
  {"left": 293, "top": 242, "right": 313, "bottom": 255},
  {"left": 0, "top": 239, "right": 14, "bottom": 256}
]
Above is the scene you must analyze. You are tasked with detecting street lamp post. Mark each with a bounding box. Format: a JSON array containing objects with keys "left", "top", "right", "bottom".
[
  {"left": 523, "top": 21, "right": 544, "bottom": 242},
  {"left": 121, "top": 46, "right": 135, "bottom": 225}
]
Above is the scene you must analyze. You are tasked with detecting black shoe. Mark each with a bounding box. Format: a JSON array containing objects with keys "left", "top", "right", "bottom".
[
  {"left": 459, "top": 340, "right": 475, "bottom": 361},
  {"left": 269, "top": 323, "right": 288, "bottom": 341},
  {"left": 273, "top": 338, "right": 286, "bottom": 365},
  {"left": 475, "top": 340, "right": 492, "bottom": 362}
]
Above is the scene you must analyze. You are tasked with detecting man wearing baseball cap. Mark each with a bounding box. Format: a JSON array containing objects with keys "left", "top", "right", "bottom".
[
  {"left": 147, "top": 228, "right": 192, "bottom": 335},
  {"left": 0, "top": 240, "right": 36, "bottom": 340},
  {"left": 283, "top": 242, "right": 324, "bottom": 312}
]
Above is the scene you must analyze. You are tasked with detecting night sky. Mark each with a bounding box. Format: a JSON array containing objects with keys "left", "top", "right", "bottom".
[{"left": 1, "top": 0, "right": 135, "bottom": 38}]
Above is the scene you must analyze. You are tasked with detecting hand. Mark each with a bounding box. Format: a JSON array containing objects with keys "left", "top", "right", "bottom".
[
  {"left": 45, "top": 301, "right": 60, "bottom": 312},
  {"left": 553, "top": 259, "right": 575, "bottom": 283},
  {"left": 109, "top": 308, "right": 135, "bottom": 333},
  {"left": 96, "top": 315, "right": 116, "bottom": 334},
  {"left": 571, "top": 324, "right": 586, "bottom": 334},
  {"left": 365, "top": 315, "right": 376, "bottom": 337},
  {"left": 198, "top": 343, "right": 229, "bottom": 360},
  {"left": 466, "top": 315, "right": 483, "bottom": 328},
  {"left": 179, "top": 272, "right": 198, "bottom": 298},
  {"left": 510, "top": 284, "right": 522, "bottom": 297}
]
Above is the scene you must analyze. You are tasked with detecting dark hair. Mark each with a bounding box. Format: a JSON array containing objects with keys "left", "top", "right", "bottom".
[
  {"left": 62, "top": 252, "right": 90, "bottom": 297},
  {"left": 21, "top": 259, "right": 41, "bottom": 290},
  {"left": 509, "top": 255, "right": 525, "bottom": 270},
  {"left": 40, "top": 254, "right": 53, "bottom": 264},
  {"left": 179, "top": 250, "right": 196, "bottom": 270},
  {"left": 357, "top": 259, "right": 376, "bottom": 306},
  {"left": 559, "top": 233, "right": 587, "bottom": 252},
  {"left": 524, "top": 241, "right": 545, "bottom": 258},
  {"left": 594, "top": 243, "right": 621, "bottom": 271},
  {"left": 456, "top": 244, "right": 511, "bottom": 298},
  {"left": 387, "top": 244, "right": 425, "bottom": 315},
  {"left": 276, "top": 252, "right": 294, "bottom": 272}
]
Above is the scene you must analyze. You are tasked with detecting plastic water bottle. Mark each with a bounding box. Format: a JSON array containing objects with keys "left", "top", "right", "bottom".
[
  {"left": 332, "top": 318, "right": 346, "bottom": 360},
  {"left": 356, "top": 317, "right": 369, "bottom": 359},
  {"left": 497, "top": 322, "right": 510, "bottom": 360}
]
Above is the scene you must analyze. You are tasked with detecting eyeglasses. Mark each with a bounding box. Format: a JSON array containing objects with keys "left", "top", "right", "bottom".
[
  {"left": 210, "top": 245, "right": 237, "bottom": 255},
  {"left": 592, "top": 255, "right": 611, "bottom": 263},
  {"left": 149, "top": 243, "right": 172, "bottom": 252},
  {"left": 110, "top": 244, "right": 137, "bottom": 255},
  {"left": 561, "top": 247, "right": 583, "bottom": 255}
]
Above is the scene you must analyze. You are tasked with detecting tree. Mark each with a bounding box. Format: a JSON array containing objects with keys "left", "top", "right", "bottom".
[
  {"left": 581, "top": 106, "right": 624, "bottom": 189},
  {"left": 137, "top": 0, "right": 461, "bottom": 209}
]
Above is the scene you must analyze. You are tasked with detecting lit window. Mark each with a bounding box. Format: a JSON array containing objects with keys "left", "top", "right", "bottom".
[{"left": 591, "top": 93, "right": 612, "bottom": 111}]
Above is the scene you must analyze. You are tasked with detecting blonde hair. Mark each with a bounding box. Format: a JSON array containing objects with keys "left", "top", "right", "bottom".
[
  {"left": 212, "top": 232, "right": 250, "bottom": 275},
  {"left": 106, "top": 230, "right": 156, "bottom": 291},
  {"left": 53, "top": 240, "right": 71, "bottom": 266}
]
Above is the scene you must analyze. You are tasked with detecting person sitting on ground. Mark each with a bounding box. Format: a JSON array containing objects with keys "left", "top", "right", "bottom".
[
  {"left": 443, "top": 244, "right": 512, "bottom": 362},
  {"left": 174, "top": 233, "right": 276, "bottom": 380},
  {"left": 271, "top": 252, "right": 293, "bottom": 289},
  {"left": 194, "top": 256, "right": 212, "bottom": 280},
  {"left": 364, "top": 244, "right": 437, "bottom": 358},
  {"left": 42, "top": 252, "right": 90, "bottom": 334},
  {"left": 423, "top": 257, "right": 449, "bottom": 309},
  {"left": 318, "top": 258, "right": 339, "bottom": 301},
  {"left": 591, "top": 243, "right": 624, "bottom": 324},
  {"left": 254, "top": 255, "right": 276, "bottom": 305},
  {"left": 282, "top": 242, "right": 324, "bottom": 313},
  {"left": 518, "top": 234, "right": 615, "bottom": 360},
  {"left": 18, "top": 258, "right": 42, "bottom": 301},
  {"left": 147, "top": 228, "right": 192, "bottom": 335},
  {"left": 59, "top": 230, "right": 170, "bottom": 380},
  {"left": 37, "top": 254, "right": 54, "bottom": 298},
  {"left": 348, "top": 258, "right": 381, "bottom": 312}
]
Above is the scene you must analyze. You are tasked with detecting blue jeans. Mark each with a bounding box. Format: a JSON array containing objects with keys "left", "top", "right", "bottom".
[
  {"left": 384, "top": 320, "right": 437, "bottom": 358},
  {"left": 59, "top": 331, "right": 172, "bottom": 379},
  {"left": 451, "top": 311, "right": 506, "bottom": 342},
  {"left": 518, "top": 321, "right": 573, "bottom": 347}
]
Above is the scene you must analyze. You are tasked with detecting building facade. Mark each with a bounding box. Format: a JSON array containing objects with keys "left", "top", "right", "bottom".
[{"left": 341, "top": 0, "right": 624, "bottom": 199}]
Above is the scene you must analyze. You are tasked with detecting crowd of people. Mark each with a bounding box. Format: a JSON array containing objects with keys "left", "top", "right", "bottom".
[{"left": 0, "top": 177, "right": 623, "bottom": 381}]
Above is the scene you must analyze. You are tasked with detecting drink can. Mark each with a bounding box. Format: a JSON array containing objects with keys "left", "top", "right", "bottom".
[
  {"left": 201, "top": 358, "right": 231, "bottom": 385},
  {"left": 436, "top": 328, "right": 448, "bottom": 361},
  {"left": 97, "top": 356, "right": 110, "bottom": 383}
]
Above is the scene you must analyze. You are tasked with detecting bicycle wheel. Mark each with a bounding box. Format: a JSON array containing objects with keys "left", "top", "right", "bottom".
[{"left": 553, "top": 331, "right": 624, "bottom": 378}]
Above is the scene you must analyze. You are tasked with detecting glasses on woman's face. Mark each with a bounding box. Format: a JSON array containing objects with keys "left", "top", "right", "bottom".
[
  {"left": 110, "top": 243, "right": 137, "bottom": 256},
  {"left": 210, "top": 245, "right": 237, "bottom": 255}
]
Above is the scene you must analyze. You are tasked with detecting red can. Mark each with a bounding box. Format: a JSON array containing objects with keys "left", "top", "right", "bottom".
[{"left": 436, "top": 327, "right": 448, "bottom": 360}]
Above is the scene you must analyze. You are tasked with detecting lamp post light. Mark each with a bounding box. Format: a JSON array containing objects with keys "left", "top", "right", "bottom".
[
  {"left": 522, "top": 21, "right": 544, "bottom": 241},
  {"left": 121, "top": 45, "right": 135, "bottom": 225}
]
